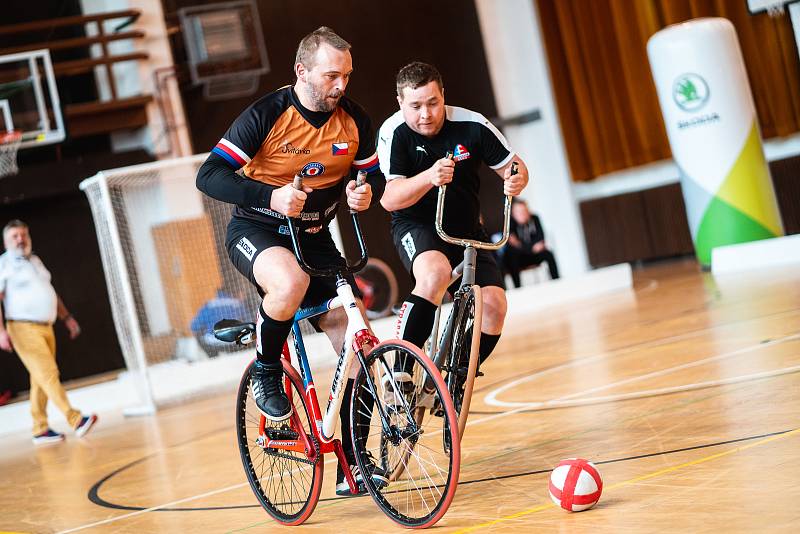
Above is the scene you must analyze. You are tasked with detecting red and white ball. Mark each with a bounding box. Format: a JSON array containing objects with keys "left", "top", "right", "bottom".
[{"left": 549, "top": 458, "right": 603, "bottom": 512}]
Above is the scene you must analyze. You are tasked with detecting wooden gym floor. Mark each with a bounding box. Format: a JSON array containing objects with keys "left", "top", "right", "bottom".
[{"left": 1, "top": 258, "right": 798, "bottom": 533}]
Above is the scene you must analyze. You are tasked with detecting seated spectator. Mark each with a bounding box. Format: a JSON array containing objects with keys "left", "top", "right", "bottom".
[
  {"left": 499, "top": 198, "right": 560, "bottom": 288},
  {"left": 190, "top": 289, "right": 249, "bottom": 357}
]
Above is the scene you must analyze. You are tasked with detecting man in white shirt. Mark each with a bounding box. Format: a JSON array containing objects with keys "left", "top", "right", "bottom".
[{"left": 0, "top": 220, "right": 97, "bottom": 444}]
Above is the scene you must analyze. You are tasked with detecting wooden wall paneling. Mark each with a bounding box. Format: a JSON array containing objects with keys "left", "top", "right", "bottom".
[
  {"left": 641, "top": 184, "right": 695, "bottom": 257},
  {"left": 770, "top": 156, "right": 800, "bottom": 235},
  {"left": 581, "top": 191, "right": 653, "bottom": 267}
]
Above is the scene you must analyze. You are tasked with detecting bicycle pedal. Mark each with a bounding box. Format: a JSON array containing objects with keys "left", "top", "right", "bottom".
[
  {"left": 265, "top": 427, "right": 299, "bottom": 440},
  {"left": 454, "top": 366, "right": 469, "bottom": 378}
]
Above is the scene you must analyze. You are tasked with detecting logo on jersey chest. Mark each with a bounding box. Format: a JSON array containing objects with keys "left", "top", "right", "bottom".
[
  {"left": 453, "top": 143, "right": 471, "bottom": 162},
  {"left": 301, "top": 162, "right": 325, "bottom": 176},
  {"left": 332, "top": 142, "right": 349, "bottom": 155},
  {"left": 280, "top": 141, "right": 311, "bottom": 155}
]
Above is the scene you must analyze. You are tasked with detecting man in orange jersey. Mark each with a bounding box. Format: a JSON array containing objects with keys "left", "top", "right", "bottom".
[{"left": 196, "top": 27, "right": 386, "bottom": 495}]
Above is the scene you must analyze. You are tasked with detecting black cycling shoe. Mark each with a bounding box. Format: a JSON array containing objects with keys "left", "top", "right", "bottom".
[
  {"left": 335, "top": 454, "right": 390, "bottom": 496},
  {"left": 250, "top": 360, "right": 292, "bottom": 421}
]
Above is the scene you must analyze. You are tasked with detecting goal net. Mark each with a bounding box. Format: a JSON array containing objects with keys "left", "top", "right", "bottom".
[{"left": 81, "top": 155, "right": 264, "bottom": 412}]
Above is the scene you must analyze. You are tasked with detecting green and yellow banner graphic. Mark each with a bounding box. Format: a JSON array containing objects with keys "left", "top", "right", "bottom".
[{"left": 648, "top": 18, "right": 783, "bottom": 267}]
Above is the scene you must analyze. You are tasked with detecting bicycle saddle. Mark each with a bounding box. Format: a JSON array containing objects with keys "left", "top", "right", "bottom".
[{"left": 213, "top": 319, "right": 256, "bottom": 344}]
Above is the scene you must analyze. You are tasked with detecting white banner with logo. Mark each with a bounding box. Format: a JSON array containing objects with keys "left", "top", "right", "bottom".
[{"left": 648, "top": 18, "right": 783, "bottom": 267}]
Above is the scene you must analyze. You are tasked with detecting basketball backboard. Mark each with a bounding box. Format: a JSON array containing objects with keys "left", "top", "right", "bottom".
[
  {"left": 0, "top": 49, "right": 65, "bottom": 149},
  {"left": 747, "top": 0, "right": 799, "bottom": 14},
  {"left": 178, "top": 0, "right": 269, "bottom": 100}
]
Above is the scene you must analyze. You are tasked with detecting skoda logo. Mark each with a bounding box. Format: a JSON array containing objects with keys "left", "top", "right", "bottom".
[
  {"left": 301, "top": 162, "right": 325, "bottom": 176},
  {"left": 673, "top": 73, "right": 709, "bottom": 112}
]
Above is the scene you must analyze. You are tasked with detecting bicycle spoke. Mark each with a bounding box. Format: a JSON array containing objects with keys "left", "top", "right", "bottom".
[
  {"left": 353, "top": 342, "right": 459, "bottom": 528},
  {"left": 236, "top": 364, "right": 321, "bottom": 524}
]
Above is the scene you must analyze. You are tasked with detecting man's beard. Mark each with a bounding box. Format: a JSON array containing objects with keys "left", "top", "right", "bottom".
[
  {"left": 7, "top": 244, "right": 31, "bottom": 258},
  {"left": 306, "top": 81, "right": 342, "bottom": 112}
]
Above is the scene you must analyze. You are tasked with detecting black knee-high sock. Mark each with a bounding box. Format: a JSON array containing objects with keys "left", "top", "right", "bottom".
[
  {"left": 256, "top": 305, "right": 294, "bottom": 365},
  {"left": 395, "top": 294, "right": 438, "bottom": 348},
  {"left": 478, "top": 333, "right": 501, "bottom": 365},
  {"left": 340, "top": 378, "right": 356, "bottom": 463}
]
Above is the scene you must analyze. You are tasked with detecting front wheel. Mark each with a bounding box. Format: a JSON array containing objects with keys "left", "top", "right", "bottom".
[
  {"left": 235, "top": 359, "right": 323, "bottom": 526},
  {"left": 351, "top": 340, "right": 460, "bottom": 529}
]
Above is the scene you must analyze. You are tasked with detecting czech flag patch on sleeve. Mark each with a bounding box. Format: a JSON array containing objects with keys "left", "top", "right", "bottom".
[{"left": 212, "top": 138, "right": 251, "bottom": 168}]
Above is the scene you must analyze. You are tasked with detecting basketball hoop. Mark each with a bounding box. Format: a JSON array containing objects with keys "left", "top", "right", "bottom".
[
  {"left": 0, "top": 130, "right": 22, "bottom": 178},
  {"left": 747, "top": 0, "right": 794, "bottom": 17}
]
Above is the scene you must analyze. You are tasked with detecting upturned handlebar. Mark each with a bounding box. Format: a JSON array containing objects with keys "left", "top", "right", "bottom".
[
  {"left": 434, "top": 157, "right": 516, "bottom": 251},
  {"left": 285, "top": 171, "right": 369, "bottom": 277}
]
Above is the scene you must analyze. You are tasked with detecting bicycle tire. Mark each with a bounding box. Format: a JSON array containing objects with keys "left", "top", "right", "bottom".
[
  {"left": 446, "top": 285, "right": 482, "bottom": 439},
  {"left": 236, "top": 359, "right": 323, "bottom": 526},
  {"left": 358, "top": 258, "right": 400, "bottom": 320},
  {"left": 351, "top": 340, "right": 460, "bottom": 528}
]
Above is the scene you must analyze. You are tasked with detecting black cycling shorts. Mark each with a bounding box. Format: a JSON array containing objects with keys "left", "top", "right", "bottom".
[
  {"left": 226, "top": 216, "right": 359, "bottom": 309},
  {"left": 391, "top": 219, "right": 505, "bottom": 292}
]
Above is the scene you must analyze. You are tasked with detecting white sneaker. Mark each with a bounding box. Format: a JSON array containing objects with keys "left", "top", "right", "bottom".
[
  {"left": 382, "top": 370, "right": 415, "bottom": 405},
  {"left": 335, "top": 460, "right": 389, "bottom": 496},
  {"left": 416, "top": 385, "right": 437, "bottom": 409},
  {"left": 33, "top": 429, "right": 65, "bottom": 444}
]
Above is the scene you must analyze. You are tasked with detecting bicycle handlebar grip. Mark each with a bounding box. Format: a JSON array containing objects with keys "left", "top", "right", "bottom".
[{"left": 349, "top": 170, "right": 368, "bottom": 215}]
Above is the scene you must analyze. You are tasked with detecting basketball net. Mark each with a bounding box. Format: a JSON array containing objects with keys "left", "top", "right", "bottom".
[
  {"left": 0, "top": 130, "right": 21, "bottom": 178},
  {"left": 766, "top": 2, "right": 786, "bottom": 16}
]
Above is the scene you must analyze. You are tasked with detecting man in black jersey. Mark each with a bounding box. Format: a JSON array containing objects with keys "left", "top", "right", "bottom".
[
  {"left": 378, "top": 62, "right": 529, "bottom": 383},
  {"left": 196, "top": 27, "right": 386, "bottom": 495}
]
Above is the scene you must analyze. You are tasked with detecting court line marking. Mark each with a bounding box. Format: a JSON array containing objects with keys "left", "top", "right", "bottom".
[
  {"left": 62, "top": 380, "right": 796, "bottom": 533},
  {"left": 57, "top": 481, "right": 253, "bottom": 533},
  {"left": 59, "top": 399, "right": 564, "bottom": 532},
  {"left": 60, "top": 333, "right": 799, "bottom": 531},
  {"left": 478, "top": 308, "right": 799, "bottom": 398},
  {"left": 454, "top": 427, "right": 800, "bottom": 533},
  {"left": 485, "top": 332, "right": 800, "bottom": 409},
  {"left": 481, "top": 307, "right": 800, "bottom": 397}
]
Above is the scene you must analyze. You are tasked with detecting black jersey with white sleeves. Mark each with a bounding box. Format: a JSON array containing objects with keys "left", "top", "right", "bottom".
[{"left": 377, "top": 105, "right": 513, "bottom": 236}]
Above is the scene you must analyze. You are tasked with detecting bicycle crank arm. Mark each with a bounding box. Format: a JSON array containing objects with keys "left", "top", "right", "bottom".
[
  {"left": 256, "top": 435, "right": 318, "bottom": 464},
  {"left": 259, "top": 447, "right": 317, "bottom": 465}
]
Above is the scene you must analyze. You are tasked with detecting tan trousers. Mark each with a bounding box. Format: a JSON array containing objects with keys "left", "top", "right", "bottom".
[{"left": 7, "top": 321, "right": 81, "bottom": 435}]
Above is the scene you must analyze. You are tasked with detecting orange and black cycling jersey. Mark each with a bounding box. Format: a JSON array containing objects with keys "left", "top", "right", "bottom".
[{"left": 196, "top": 86, "right": 381, "bottom": 231}]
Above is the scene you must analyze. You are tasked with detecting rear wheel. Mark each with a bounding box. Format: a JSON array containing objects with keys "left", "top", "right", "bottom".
[
  {"left": 352, "top": 340, "right": 460, "bottom": 528},
  {"left": 356, "top": 258, "right": 399, "bottom": 319},
  {"left": 236, "top": 359, "right": 323, "bottom": 526}
]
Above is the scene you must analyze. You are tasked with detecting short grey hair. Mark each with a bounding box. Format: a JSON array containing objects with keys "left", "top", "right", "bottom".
[
  {"left": 3, "top": 219, "right": 27, "bottom": 236},
  {"left": 295, "top": 26, "right": 351, "bottom": 71}
]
